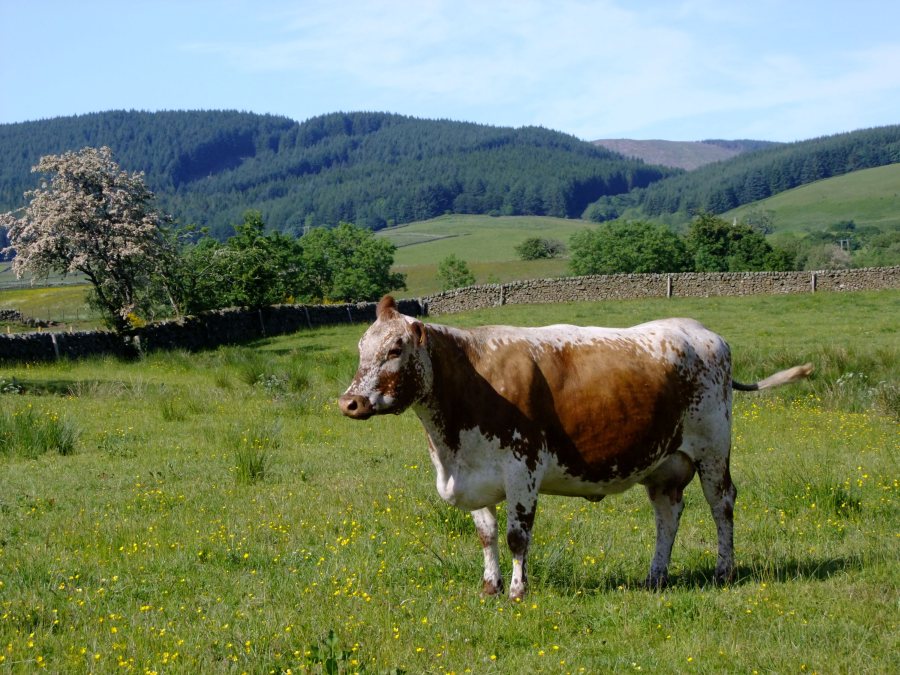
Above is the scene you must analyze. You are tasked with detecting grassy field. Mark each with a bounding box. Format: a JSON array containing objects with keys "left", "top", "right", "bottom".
[
  {"left": 0, "top": 265, "right": 96, "bottom": 331},
  {"left": 726, "top": 163, "right": 900, "bottom": 234},
  {"left": 0, "top": 286, "right": 96, "bottom": 329},
  {"left": 378, "top": 215, "right": 588, "bottom": 297},
  {"left": 1, "top": 290, "right": 897, "bottom": 673}
]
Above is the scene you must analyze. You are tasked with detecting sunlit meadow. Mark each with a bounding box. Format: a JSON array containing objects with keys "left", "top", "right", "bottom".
[{"left": 1, "top": 291, "right": 897, "bottom": 673}]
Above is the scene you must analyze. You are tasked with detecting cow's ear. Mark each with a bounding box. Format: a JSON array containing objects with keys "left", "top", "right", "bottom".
[
  {"left": 376, "top": 295, "right": 397, "bottom": 320},
  {"left": 410, "top": 320, "right": 427, "bottom": 346}
]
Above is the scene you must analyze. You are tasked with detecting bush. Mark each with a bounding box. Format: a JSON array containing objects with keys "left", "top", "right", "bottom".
[
  {"left": 437, "top": 254, "right": 476, "bottom": 290},
  {"left": 515, "top": 237, "right": 567, "bottom": 260},
  {"left": 569, "top": 221, "right": 691, "bottom": 275}
]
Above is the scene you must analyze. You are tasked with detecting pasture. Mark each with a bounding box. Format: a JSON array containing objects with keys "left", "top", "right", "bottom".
[
  {"left": 378, "top": 215, "right": 588, "bottom": 296},
  {"left": 726, "top": 163, "right": 900, "bottom": 234},
  {"left": 1, "top": 291, "right": 898, "bottom": 673}
]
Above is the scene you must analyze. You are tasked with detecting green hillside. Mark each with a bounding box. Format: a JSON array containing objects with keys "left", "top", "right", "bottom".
[
  {"left": 585, "top": 125, "right": 900, "bottom": 223},
  {"left": 378, "top": 214, "right": 590, "bottom": 296},
  {"left": 726, "top": 163, "right": 900, "bottom": 233}
]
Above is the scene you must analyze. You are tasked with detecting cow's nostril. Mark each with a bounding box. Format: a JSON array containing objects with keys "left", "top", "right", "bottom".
[{"left": 339, "top": 394, "right": 374, "bottom": 419}]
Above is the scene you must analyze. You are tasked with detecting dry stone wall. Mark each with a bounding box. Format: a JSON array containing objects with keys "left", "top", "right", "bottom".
[
  {"left": 421, "top": 267, "right": 900, "bottom": 314},
  {"left": 0, "top": 267, "right": 897, "bottom": 362},
  {"left": 0, "top": 299, "right": 424, "bottom": 363}
]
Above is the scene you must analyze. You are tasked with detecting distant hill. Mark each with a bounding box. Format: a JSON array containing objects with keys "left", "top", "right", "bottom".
[
  {"left": 726, "top": 163, "right": 900, "bottom": 233},
  {"left": 0, "top": 110, "right": 674, "bottom": 239},
  {"left": 585, "top": 125, "right": 900, "bottom": 222},
  {"left": 377, "top": 214, "right": 583, "bottom": 296},
  {"left": 592, "top": 139, "right": 778, "bottom": 170}
]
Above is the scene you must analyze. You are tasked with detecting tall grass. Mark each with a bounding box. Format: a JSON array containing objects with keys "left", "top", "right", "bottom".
[
  {"left": 0, "top": 404, "right": 78, "bottom": 457},
  {"left": 227, "top": 420, "right": 281, "bottom": 484}
]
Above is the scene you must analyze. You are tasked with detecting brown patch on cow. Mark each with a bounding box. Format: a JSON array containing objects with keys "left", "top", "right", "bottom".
[
  {"left": 507, "top": 527, "right": 529, "bottom": 556},
  {"left": 514, "top": 502, "right": 536, "bottom": 531},
  {"left": 420, "top": 327, "right": 698, "bottom": 483},
  {"left": 476, "top": 525, "right": 494, "bottom": 549},
  {"left": 482, "top": 578, "right": 504, "bottom": 596}
]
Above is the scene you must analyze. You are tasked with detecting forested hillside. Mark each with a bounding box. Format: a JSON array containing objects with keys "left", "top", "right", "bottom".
[
  {"left": 585, "top": 125, "right": 900, "bottom": 222},
  {"left": 0, "top": 110, "right": 673, "bottom": 238}
]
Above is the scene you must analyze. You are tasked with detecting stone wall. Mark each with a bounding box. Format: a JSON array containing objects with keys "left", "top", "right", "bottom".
[
  {"left": 0, "top": 267, "right": 897, "bottom": 362},
  {"left": 421, "top": 266, "right": 900, "bottom": 314},
  {"left": 0, "top": 298, "right": 424, "bottom": 363}
]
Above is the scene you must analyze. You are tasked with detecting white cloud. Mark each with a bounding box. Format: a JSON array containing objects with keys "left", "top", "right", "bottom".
[{"left": 113, "top": 0, "right": 900, "bottom": 139}]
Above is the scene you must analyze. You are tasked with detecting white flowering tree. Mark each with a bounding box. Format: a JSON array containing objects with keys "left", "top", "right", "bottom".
[{"left": 0, "top": 147, "right": 177, "bottom": 332}]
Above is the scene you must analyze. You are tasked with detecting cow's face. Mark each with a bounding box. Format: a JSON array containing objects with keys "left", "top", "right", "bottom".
[{"left": 339, "top": 297, "right": 430, "bottom": 420}]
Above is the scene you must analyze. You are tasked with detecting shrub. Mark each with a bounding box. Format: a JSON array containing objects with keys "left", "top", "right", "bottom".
[
  {"left": 515, "top": 237, "right": 567, "bottom": 260},
  {"left": 437, "top": 254, "right": 476, "bottom": 290}
]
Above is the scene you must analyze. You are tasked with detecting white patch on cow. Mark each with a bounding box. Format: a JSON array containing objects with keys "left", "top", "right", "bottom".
[{"left": 422, "top": 424, "right": 509, "bottom": 510}]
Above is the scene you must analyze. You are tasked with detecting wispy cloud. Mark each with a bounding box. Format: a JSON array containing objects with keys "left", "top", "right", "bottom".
[{"left": 6, "top": 0, "right": 898, "bottom": 139}]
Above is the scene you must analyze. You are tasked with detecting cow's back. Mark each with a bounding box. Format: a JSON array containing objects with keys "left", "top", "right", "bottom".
[{"left": 465, "top": 319, "right": 731, "bottom": 485}]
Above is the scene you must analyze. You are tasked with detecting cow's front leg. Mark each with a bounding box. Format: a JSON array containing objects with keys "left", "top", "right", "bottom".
[
  {"left": 471, "top": 506, "right": 503, "bottom": 596},
  {"left": 505, "top": 488, "right": 538, "bottom": 601}
]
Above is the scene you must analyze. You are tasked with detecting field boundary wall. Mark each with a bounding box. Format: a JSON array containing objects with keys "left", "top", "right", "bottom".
[
  {"left": 421, "top": 267, "right": 899, "bottom": 314},
  {"left": 1, "top": 267, "right": 897, "bottom": 362}
]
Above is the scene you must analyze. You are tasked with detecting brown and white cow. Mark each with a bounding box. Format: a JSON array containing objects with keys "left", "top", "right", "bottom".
[{"left": 339, "top": 296, "right": 812, "bottom": 599}]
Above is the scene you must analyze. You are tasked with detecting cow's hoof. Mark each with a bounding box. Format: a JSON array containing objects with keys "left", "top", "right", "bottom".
[
  {"left": 481, "top": 579, "right": 504, "bottom": 597},
  {"left": 644, "top": 574, "right": 669, "bottom": 591},
  {"left": 713, "top": 567, "right": 735, "bottom": 586}
]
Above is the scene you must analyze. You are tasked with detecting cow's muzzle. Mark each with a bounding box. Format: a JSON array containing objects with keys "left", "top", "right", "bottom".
[{"left": 338, "top": 394, "right": 376, "bottom": 420}]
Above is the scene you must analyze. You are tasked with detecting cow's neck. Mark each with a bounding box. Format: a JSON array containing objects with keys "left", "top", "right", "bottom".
[{"left": 412, "top": 324, "right": 496, "bottom": 452}]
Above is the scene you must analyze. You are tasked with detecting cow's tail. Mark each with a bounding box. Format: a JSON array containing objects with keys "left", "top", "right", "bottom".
[{"left": 732, "top": 363, "right": 814, "bottom": 392}]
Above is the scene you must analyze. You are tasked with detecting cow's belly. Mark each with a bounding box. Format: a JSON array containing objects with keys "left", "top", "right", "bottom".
[{"left": 539, "top": 461, "right": 647, "bottom": 497}]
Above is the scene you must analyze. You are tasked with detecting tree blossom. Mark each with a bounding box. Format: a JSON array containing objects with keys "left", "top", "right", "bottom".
[{"left": 1, "top": 147, "right": 176, "bottom": 332}]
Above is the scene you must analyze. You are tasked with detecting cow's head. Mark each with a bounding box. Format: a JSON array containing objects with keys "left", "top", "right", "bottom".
[{"left": 339, "top": 295, "right": 430, "bottom": 420}]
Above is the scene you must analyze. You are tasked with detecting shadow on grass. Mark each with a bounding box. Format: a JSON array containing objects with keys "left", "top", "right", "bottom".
[
  {"left": 704, "top": 554, "right": 864, "bottom": 587},
  {"left": 0, "top": 377, "right": 158, "bottom": 398},
  {"left": 533, "top": 554, "right": 865, "bottom": 595}
]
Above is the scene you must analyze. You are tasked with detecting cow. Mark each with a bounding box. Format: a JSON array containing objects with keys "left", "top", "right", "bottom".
[{"left": 339, "top": 296, "right": 812, "bottom": 600}]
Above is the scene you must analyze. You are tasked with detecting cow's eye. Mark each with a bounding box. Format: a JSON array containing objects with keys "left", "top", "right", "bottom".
[{"left": 387, "top": 347, "right": 403, "bottom": 359}]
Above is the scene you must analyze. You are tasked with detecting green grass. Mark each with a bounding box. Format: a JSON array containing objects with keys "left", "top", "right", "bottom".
[
  {"left": 0, "top": 283, "right": 96, "bottom": 330},
  {"left": 0, "top": 290, "right": 897, "bottom": 672},
  {"left": 379, "top": 214, "right": 589, "bottom": 296},
  {"left": 726, "top": 163, "right": 900, "bottom": 233},
  {"left": 378, "top": 215, "right": 590, "bottom": 266}
]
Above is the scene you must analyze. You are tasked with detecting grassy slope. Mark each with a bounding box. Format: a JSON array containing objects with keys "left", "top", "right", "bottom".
[
  {"left": 379, "top": 214, "right": 589, "bottom": 296},
  {"left": 1, "top": 291, "right": 897, "bottom": 673},
  {"left": 725, "top": 163, "right": 900, "bottom": 233}
]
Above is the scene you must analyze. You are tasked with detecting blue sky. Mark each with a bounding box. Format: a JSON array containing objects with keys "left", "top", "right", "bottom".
[{"left": 2, "top": 0, "right": 899, "bottom": 142}]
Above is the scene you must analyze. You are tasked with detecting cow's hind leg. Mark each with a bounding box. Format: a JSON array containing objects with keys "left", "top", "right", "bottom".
[
  {"left": 641, "top": 451, "right": 696, "bottom": 589},
  {"left": 505, "top": 478, "right": 539, "bottom": 601},
  {"left": 696, "top": 456, "right": 737, "bottom": 585},
  {"left": 472, "top": 506, "right": 503, "bottom": 596}
]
